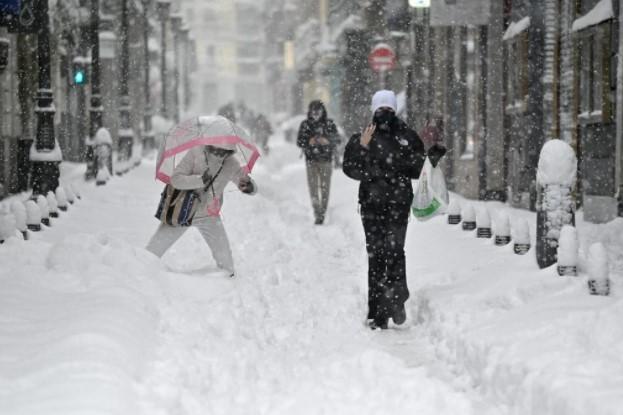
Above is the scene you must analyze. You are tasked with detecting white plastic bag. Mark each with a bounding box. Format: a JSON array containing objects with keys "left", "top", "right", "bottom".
[{"left": 412, "top": 158, "right": 449, "bottom": 221}]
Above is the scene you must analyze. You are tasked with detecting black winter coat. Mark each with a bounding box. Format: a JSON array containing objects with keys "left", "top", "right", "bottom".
[
  {"left": 343, "top": 119, "right": 426, "bottom": 208},
  {"left": 297, "top": 118, "right": 339, "bottom": 162}
]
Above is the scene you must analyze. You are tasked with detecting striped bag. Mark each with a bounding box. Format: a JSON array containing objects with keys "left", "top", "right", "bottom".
[{"left": 155, "top": 185, "right": 200, "bottom": 227}]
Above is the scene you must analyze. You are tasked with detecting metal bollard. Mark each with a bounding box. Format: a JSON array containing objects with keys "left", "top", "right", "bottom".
[
  {"left": 513, "top": 218, "right": 531, "bottom": 255},
  {"left": 587, "top": 243, "right": 610, "bottom": 295},
  {"left": 25, "top": 201, "right": 42, "bottom": 232},
  {"left": 494, "top": 211, "right": 511, "bottom": 246},
  {"left": 36, "top": 195, "right": 51, "bottom": 227},
  {"left": 476, "top": 208, "right": 492, "bottom": 238},
  {"left": 447, "top": 200, "right": 461, "bottom": 225},
  {"left": 462, "top": 204, "right": 476, "bottom": 231},
  {"left": 557, "top": 225, "right": 578, "bottom": 276},
  {"left": 56, "top": 187, "right": 69, "bottom": 212},
  {"left": 46, "top": 192, "right": 59, "bottom": 218}
]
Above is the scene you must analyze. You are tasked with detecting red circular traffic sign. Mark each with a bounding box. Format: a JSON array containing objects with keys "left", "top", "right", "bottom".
[{"left": 368, "top": 43, "right": 396, "bottom": 73}]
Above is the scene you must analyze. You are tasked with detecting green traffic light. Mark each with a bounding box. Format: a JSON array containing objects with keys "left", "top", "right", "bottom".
[{"left": 74, "top": 70, "right": 85, "bottom": 85}]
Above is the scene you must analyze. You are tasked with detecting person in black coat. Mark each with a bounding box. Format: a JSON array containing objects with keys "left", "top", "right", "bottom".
[
  {"left": 297, "top": 100, "right": 339, "bottom": 224},
  {"left": 342, "top": 90, "right": 445, "bottom": 330}
]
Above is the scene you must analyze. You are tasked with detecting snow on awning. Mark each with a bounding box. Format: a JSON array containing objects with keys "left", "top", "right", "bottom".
[
  {"left": 503, "top": 16, "right": 531, "bottom": 41},
  {"left": 571, "top": 0, "right": 614, "bottom": 32}
]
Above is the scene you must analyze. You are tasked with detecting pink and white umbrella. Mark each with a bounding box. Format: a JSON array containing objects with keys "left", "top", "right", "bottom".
[{"left": 156, "top": 115, "right": 260, "bottom": 184}]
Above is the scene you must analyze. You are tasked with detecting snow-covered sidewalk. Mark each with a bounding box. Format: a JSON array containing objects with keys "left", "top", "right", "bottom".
[{"left": 1, "top": 135, "right": 622, "bottom": 414}]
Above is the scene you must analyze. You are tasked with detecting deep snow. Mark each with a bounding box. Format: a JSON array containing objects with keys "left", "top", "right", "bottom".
[{"left": 1, "top": 134, "right": 622, "bottom": 414}]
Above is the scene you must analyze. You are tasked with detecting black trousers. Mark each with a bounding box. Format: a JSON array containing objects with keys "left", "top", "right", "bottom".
[{"left": 360, "top": 203, "right": 410, "bottom": 323}]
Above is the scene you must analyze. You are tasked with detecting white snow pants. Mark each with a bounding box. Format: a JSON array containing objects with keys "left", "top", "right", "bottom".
[{"left": 146, "top": 216, "right": 234, "bottom": 273}]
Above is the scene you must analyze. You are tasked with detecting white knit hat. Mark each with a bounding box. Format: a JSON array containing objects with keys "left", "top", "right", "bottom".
[{"left": 370, "top": 90, "right": 397, "bottom": 113}]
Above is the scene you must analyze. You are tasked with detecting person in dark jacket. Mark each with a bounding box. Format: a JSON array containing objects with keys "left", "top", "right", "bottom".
[
  {"left": 342, "top": 90, "right": 445, "bottom": 330},
  {"left": 297, "top": 100, "right": 339, "bottom": 225}
]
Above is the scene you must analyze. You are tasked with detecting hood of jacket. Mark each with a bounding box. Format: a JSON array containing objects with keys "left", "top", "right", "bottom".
[{"left": 307, "top": 100, "right": 327, "bottom": 122}]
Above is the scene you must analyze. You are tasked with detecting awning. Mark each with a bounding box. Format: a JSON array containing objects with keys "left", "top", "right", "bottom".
[
  {"left": 571, "top": 0, "right": 614, "bottom": 32},
  {"left": 503, "top": 16, "right": 531, "bottom": 41}
]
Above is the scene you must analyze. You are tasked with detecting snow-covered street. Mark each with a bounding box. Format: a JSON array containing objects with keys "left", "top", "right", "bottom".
[{"left": 1, "top": 134, "right": 622, "bottom": 415}]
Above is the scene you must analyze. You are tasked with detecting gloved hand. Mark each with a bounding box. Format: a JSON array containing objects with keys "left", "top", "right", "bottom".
[
  {"left": 427, "top": 144, "right": 447, "bottom": 168},
  {"left": 202, "top": 170, "right": 213, "bottom": 185},
  {"left": 238, "top": 176, "right": 255, "bottom": 194}
]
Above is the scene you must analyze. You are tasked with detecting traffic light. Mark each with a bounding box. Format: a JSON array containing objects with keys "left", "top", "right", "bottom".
[{"left": 72, "top": 59, "right": 88, "bottom": 86}]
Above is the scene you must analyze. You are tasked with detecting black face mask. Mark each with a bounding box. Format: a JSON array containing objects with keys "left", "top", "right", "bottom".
[{"left": 373, "top": 110, "right": 396, "bottom": 131}]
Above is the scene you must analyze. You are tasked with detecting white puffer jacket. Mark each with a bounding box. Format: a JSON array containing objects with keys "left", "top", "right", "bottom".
[{"left": 170, "top": 146, "right": 256, "bottom": 218}]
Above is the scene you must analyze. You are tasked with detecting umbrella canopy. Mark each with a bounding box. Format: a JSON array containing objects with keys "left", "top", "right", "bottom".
[{"left": 156, "top": 115, "right": 260, "bottom": 184}]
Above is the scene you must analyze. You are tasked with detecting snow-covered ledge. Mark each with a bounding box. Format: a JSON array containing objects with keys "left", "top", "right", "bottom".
[
  {"left": 571, "top": 0, "right": 614, "bottom": 32},
  {"left": 29, "top": 140, "right": 63, "bottom": 162},
  {"left": 502, "top": 16, "right": 530, "bottom": 41}
]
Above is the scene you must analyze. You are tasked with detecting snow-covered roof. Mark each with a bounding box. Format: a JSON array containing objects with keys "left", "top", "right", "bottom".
[
  {"left": 503, "top": 17, "right": 530, "bottom": 41},
  {"left": 571, "top": 0, "right": 614, "bottom": 33}
]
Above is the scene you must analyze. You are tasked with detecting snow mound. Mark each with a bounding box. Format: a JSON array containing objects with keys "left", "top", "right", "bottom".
[{"left": 1, "top": 233, "right": 162, "bottom": 414}]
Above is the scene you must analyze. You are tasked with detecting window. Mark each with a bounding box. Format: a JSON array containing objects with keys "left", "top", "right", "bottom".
[
  {"left": 577, "top": 22, "right": 614, "bottom": 123},
  {"left": 238, "top": 62, "right": 260, "bottom": 75},
  {"left": 237, "top": 42, "right": 262, "bottom": 59},
  {"left": 504, "top": 32, "right": 529, "bottom": 113}
]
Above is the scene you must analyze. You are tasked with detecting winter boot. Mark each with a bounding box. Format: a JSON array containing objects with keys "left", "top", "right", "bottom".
[
  {"left": 368, "top": 317, "right": 388, "bottom": 330},
  {"left": 392, "top": 303, "right": 406, "bottom": 325}
]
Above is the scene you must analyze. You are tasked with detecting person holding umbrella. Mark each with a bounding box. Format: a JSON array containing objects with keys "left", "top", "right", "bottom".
[{"left": 146, "top": 116, "right": 260, "bottom": 278}]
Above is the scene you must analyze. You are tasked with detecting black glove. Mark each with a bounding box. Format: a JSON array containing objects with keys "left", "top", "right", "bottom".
[
  {"left": 238, "top": 176, "right": 255, "bottom": 194},
  {"left": 202, "top": 170, "right": 213, "bottom": 185},
  {"left": 427, "top": 144, "right": 447, "bottom": 168}
]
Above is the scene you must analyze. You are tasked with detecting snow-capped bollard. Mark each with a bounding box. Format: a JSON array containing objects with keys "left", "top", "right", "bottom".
[
  {"left": 494, "top": 211, "right": 511, "bottom": 246},
  {"left": 557, "top": 225, "right": 578, "bottom": 276},
  {"left": 94, "top": 127, "right": 114, "bottom": 180},
  {"left": 25, "top": 201, "right": 42, "bottom": 231},
  {"left": 70, "top": 183, "right": 82, "bottom": 200},
  {"left": 55, "top": 187, "right": 69, "bottom": 211},
  {"left": 0, "top": 214, "right": 17, "bottom": 244},
  {"left": 46, "top": 192, "right": 59, "bottom": 218},
  {"left": 462, "top": 204, "right": 476, "bottom": 231},
  {"left": 587, "top": 243, "right": 610, "bottom": 296},
  {"left": 536, "top": 140, "right": 577, "bottom": 269},
  {"left": 96, "top": 166, "right": 111, "bottom": 186},
  {"left": 65, "top": 185, "right": 76, "bottom": 204},
  {"left": 447, "top": 199, "right": 461, "bottom": 224},
  {"left": 513, "top": 218, "right": 531, "bottom": 255},
  {"left": 476, "top": 208, "right": 492, "bottom": 238},
  {"left": 10, "top": 202, "right": 28, "bottom": 240},
  {"left": 36, "top": 195, "right": 50, "bottom": 226}
]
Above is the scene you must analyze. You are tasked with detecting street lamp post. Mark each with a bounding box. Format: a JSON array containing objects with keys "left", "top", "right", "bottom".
[
  {"left": 117, "top": 0, "right": 134, "bottom": 171},
  {"left": 179, "top": 25, "right": 190, "bottom": 112},
  {"left": 157, "top": 0, "right": 171, "bottom": 118},
  {"left": 171, "top": 13, "right": 182, "bottom": 123},
  {"left": 86, "top": 0, "right": 106, "bottom": 179},
  {"left": 408, "top": 0, "right": 431, "bottom": 128},
  {"left": 30, "top": 0, "right": 61, "bottom": 196},
  {"left": 141, "top": 0, "right": 155, "bottom": 151}
]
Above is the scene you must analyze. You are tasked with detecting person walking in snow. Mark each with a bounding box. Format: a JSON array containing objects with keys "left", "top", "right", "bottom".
[
  {"left": 342, "top": 90, "right": 445, "bottom": 330},
  {"left": 253, "top": 113, "right": 273, "bottom": 155},
  {"left": 146, "top": 143, "right": 257, "bottom": 277},
  {"left": 297, "top": 100, "right": 339, "bottom": 225}
]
